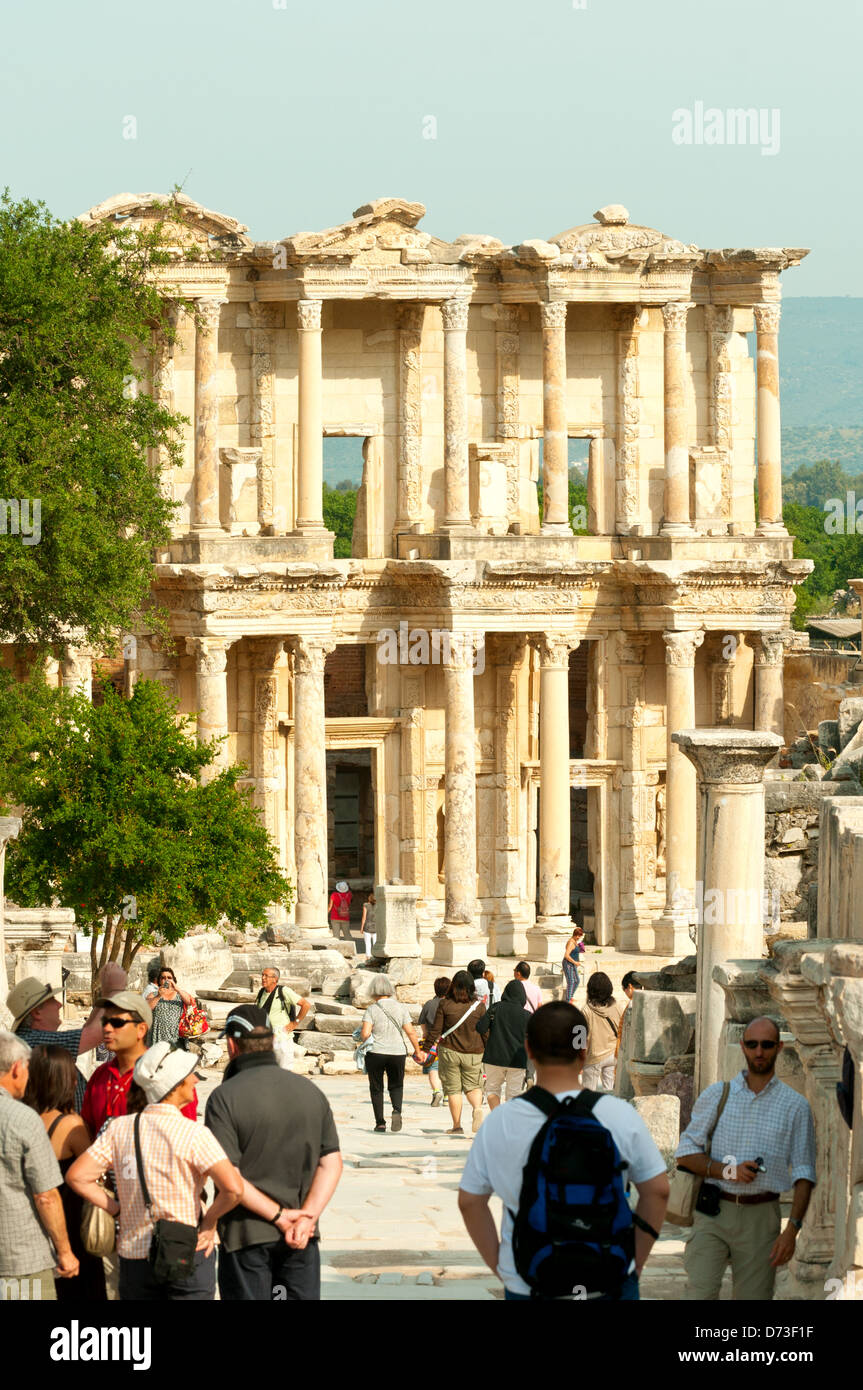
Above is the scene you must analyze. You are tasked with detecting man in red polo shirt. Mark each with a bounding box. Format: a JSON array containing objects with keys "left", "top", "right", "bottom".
[{"left": 81, "top": 991, "right": 197, "bottom": 1133}]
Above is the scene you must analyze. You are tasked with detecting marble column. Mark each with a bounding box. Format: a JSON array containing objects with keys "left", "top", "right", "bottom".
[
  {"left": 674, "top": 729, "right": 783, "bottom": 1091},
  {"left": 60, "top": 646, "right": 93, "bottom": 701},
  {"left": 615, "top": 306, "right": 642, "bottom": 534},
  {"left": 149, "top": 299, "right": 180, "bottom": 498},
  {"left": 432, "top": 634, "right": 485, "bottom": 964},
  {"left": 614, "top": 634, "right": 656, "bottom": 952},
  {"left": 396, "top": 304, "right": 424, "bottom": 533},
  {"left": 248, "top": 639, "right": 284, "bottom": 846},
  {"left": 656, "top": 630, "right": 704, "bottom": 955},
  {"left": 708, "top": 631, "right": 744, "bottom": 727},
  {"left": 754, "top": 303, "right": 784, "bottom": 533},
  {"left": 0, "top": 816, "right": 22, "bottom": 1029},
  {"left": 292, "top": 636, "right": 336, "bottom": 935},
  {"left": 753, "top": 632, "right": 785, "bottom": 742},
  {"left": 441, "top": 297, "right": 472, "bottom": 532},
  {"left": 827, "top": 942, "right": 863, "bottom": 1291},
  {"left": 706, "top": 305, "right": 734, "bottom": 456},
  {"left": 526, "top": 635, "right": 578, "bottom": 962},
  {"left": 540, "top": 302, "right": 572, "bottom": 534},
  {"left": 249, "top": 302, "right": 279, "bottom": 534},
  {"left": 295, "top": 300, "right": 326, "bottom": 533},
  {"left": 491, "top": 635, "right": 529, "bottom": 957},
  {"left": 660, "top": 301, "right": 694, "bottom": 536},
  {"left": 399, "top": 667, "right": 426, "bottom": 893},
  {"left": 192, "top": 296, "right": 226, "bottom": 532},
  {"left": 188, "top": 636, "right": 232, "bottom": 783},
  {"left": 495, "top": 307, "right": 521, "bottom": 529},
  {"left": 769, "top": 940, "right": 847, "bottom": 1297}
]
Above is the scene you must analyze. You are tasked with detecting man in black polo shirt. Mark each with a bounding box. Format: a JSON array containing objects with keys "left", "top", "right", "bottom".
[{"left": 204, "top": 1005, "right": 342, "bottom": 1301}]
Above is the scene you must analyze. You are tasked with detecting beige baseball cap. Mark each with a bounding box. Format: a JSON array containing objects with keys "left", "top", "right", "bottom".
[
  {"left": 96, "top": 990, "right": 153, "bottom": 1031},
  {"left": 133, "top": 1041, "right": 203, "bottom": 1104}
]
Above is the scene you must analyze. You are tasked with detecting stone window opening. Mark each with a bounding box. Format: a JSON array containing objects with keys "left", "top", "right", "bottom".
[{"left": 319, "top": 428, "right": 384, "bottom": 558}]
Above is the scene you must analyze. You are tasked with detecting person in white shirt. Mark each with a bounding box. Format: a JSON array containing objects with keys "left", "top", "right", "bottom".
[
  {"left": 458, "top": 1001, "right": 669, "bottom": 1300},
  {"left": 467, "top": 959, "right": 490, "bottom": 1003},
  {"left": 513, "top": 962, "right": 543, "bottom": 1014}
]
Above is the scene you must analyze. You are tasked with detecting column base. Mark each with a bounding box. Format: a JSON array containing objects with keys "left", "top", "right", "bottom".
[
  {"left": 540, "top": 522, "right": 573, "bottom": 537},
  {"left": 525, "top": 916, "right": 572, "bottom": 965},
  {"left": 439, "top": 521, "right": 474, "bottom": 536},
  {"left": 653, "top": 910, "right": 695, "bottom": 958},
  {"left": 190, "top": 524, "right": 229, "bottom": 537},
  {"left": 291, "top": 524, "right": 335, "bottom": 538},
  {"left": 488, "top": 904, "right": 532, "bottom": 958},
  {"left": 430, "top": 925, "right": 488, "bottom": 967},
  {"left": 659, "top": 522, "right": 694, "bottom": 537},
  {"left": 614, "top": 908, "right": 660, "bottom": 953},
  {"left": 755, "top": 522, "right": 788, "bottom": 537}
]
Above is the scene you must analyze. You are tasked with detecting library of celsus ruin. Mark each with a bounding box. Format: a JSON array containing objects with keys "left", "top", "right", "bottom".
[{"left": 68, "top": 192, "right": 810, "bottom": 967}]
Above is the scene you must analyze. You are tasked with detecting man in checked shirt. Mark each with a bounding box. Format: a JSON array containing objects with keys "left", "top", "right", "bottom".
[{"left": 676, "top": 1015, "right": 815, "bottom": 1300}]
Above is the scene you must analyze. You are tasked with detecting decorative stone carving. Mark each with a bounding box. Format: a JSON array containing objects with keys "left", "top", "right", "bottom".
[
  {"left": 297, "top": 298, "right": 323, "bottom": 331},
  {"left": 539, "top": 301, "right": 568, "bottom": 330},
  {"left": 398, "top": 304, "right": 424, "bottom": 529},
  {"left": 753, "top": 303, "right": 781, "bottom": 334},
  {"left": 661, "top": 630, "right": 703, "bottom": 667},
  {"left": 440, "top": 297, "right": 470, "bottom": 332}
]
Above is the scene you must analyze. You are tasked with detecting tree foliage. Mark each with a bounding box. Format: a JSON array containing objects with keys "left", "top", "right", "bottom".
[
  {"left": 0, "top": 672, "right": 293, "bottom": 983},
  {"left": 323, "top": 483, "right": 357, "bottom": 557},
  {"left": 0, "top": 191, "right": 188, "bottom": 648}
]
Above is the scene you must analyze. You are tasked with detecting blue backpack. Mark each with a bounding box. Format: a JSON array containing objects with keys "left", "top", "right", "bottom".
[{"left": 511, "top": 1087, "right": 634, "bottom": 1298}]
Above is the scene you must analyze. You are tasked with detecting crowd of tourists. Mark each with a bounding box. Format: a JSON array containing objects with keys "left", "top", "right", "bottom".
[{"left": 0, "top": 948, "right": 816, "bottom": 1304}]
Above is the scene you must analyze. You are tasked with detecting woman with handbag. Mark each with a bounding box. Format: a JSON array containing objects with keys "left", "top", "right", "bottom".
[
  {"left": 149, "top": 968, "right": 194, "bottom": 1047},
  {"left": 358, "top": 977, "right": 422, "bottom": 1133},
  {"left": 24, "top": 1045, "right": 107, "bottom": 1301},
  {"left": 67, "top": 1042, "right": 245, "bottom": 1300}
]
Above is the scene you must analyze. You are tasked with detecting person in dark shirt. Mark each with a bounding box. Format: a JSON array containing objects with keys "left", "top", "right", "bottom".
[
  {"left": 476, "top": 980, "right": 529, "bottom": 1108},
  {"left": 417, "top": 976, "right": 450, "bottom": 1108},
  {"left": 204, "top": 1005, "right": 343, "bottom": 1302}
]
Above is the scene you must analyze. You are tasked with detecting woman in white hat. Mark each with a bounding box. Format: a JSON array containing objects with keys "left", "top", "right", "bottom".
[{"left": 328, "top": 880, "right": 353, "bottom": 942}]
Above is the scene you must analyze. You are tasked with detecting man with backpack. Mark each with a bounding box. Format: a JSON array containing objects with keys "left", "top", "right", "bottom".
[
  {"left": 458, "top": 1001, "right": 669, "bottom": 1300},
  {"left": 256, "top": 968, "right": 311, "bottom": 1069}
]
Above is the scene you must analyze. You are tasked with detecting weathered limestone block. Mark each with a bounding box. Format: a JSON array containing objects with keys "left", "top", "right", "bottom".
[
  {"left": 162, "top": 933, "right": 232, "bottom": 989},
  {"left": 372, "top": 884, "right": 421, "bottom": 959},
  {"left": 626, "top": 989, "right": 695, "bottom": 1063},
  {"left": 322, "top": 1057, "right": 363, "bottom": 1075},
  {"left": 293, "top": 1031, "right": 354, "bottom": 1054},
  {"left": 614, "top": 1005, "right": 635, "bottom": 1100},
  {"left": 631, "top": 1094, "right": 681, "bottom": 1174},
  {"left": 628, "top": 1061, "right": 665, "bottom": 1096},
  {"left": 373, "top": 955, "right": 422, "bottom": 985},
  {"left": 657, "top": 1072, "right": 695, "bottom": 1130},
  {"left": 312, "top": 1015, "right": 358, "bottom": 1035},
  {"left": 838, "top": 698, "right": 863, "bottom": 751},
  {"left": 350, "top": 970, "right": 390, "bottom": 1008},
  {"left": 312, "top": 1000, "right": 363, "bottom": 1017},
  {"left": 319, "top": 971, "right": 352, "bottom": 997}
]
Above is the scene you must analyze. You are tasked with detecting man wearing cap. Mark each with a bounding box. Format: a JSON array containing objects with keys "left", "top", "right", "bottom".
[
  {"left": 68, "top": 1041, "right": 245, "bottom": 1300},
  {"left": 81, "top": 991, "right": 197, "bottom": 1135},
  {"left": 205, "top": 1005, "right": 343, "bottom": 1300},
  {"left": 8, "top": 962, "right": 127, "bottom": 1111}
]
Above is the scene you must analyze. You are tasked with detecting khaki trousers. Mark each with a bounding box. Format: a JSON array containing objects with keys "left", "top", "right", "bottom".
[
  {"left": 684, "top": 1199, "right": 781, "bottom": 1300},
  {"left": 0, "top": 1268, "right": 56, "bottom": 1300}
]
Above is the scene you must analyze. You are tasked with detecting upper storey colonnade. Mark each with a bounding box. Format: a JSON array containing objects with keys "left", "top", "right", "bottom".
[{"left": 81, "top": 194, "right": 806, "bottom": 560}]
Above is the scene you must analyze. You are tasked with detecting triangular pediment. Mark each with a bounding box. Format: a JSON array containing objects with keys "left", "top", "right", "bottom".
[
  {"left": 551, "top": 204, "right": 699, "bottom": 268},
  {"left": 281, "top": 197, "right": 430, "bottom": 260}
]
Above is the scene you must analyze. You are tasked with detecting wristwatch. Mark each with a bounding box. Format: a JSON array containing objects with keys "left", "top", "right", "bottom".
[
  {"left": 789, "top": 1218, "right": 803, "bottom": 1231},
  {"left": 271, "top": 1206, "right": 285, "bottom": 1225}
]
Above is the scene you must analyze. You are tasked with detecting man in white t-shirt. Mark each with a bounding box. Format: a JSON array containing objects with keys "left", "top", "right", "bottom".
[{"left": 459, "top": 1001, "right": 669, "bottom": 1300}]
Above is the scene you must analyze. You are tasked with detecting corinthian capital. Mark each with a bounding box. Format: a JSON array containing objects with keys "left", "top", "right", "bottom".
[
  {"left": 440, "top": 297, "right": 470, "bottom": 332},
  {"left": 398, "top": 303, "right": 425, "bottom": 335},
  {"left": 196, "top": 297, "right": 226, "bottom": 334},
  {"left": 753, "top": 632, "right": 784, "bottom": 667},
  {"left": 531, "top": 633, "right": 580, "bottom": 668},
  {"left": 540, "top": 301, "right": 568, "bottom": 330},
  {"left": 293, "top": 635, "right": 336, "bottom": 675},
  {"left": 246, "top": 638, "right": 285, "bottom": 673},
  {"left": 662, "top": 629, "right": 705, "bottom": 668},
  {"left": 754, "top": 303, "right": 781, "bottom": 334},
  {"left": 661, "top": 301, "right": 694, "bottom": 332},
  {"left": 187, "top": 635, "right": 230, "bottom": 676},
  {"left": 297, "top": 299, "right": 323, "bottom": 331}
]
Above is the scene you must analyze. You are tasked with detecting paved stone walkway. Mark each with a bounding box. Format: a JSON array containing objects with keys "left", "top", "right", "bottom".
[{"left": 197, "top": 1066, "right": 715, "bottom": 1301}]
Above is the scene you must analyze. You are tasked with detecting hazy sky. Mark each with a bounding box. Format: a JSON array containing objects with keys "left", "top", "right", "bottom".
[{"left": 2, "top": 0, "right": 859, "bottom": 295}]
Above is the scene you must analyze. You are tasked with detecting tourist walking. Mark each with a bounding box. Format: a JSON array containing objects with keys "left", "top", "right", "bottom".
[
  {"left": 476, "top": 980, "right": 528, "bottom": 1108},
  {"left": 328, "top": 879, "right": 353, "bottom": 940},
  {"left": 417, "top": 977, "right": 450, "bottom": 1107},
  {"left": 458, "top": 1002, "right": 669, "bottom": 1301},
  {"left": 255, "top": 968, "right": 311, "bottom": 1070},
  {"left": 8, "top": 962, "right": 127, "bottom": 1111},
  {"left": 422, "top": 970, "right": 487, "bottom": 1136},
  {"left": 621, "top": 971, "right": 643, "bottom": 1005},
  {"left": 360, "top": 891, "right": 377, "bottom": 958},
  {"left": 562, "top": 927, "right": 585, "bottom": 1002},
  {"left": 204, "top": 1005, "right": 343, "bottom": 1301},
  {"left": 483, "top": 969, "right": 502, "bottom": 1004},
  {"left": 67, "top": 1041, "right": 244, "bottom": 1301},
  {"left": 513, "top": 962, "right": 543, "bottom": 1014},
  {"left": 359, "top": 978, "right": 422, "bottom": 1132},
  {"left": 582, "top": 972, "right": 624, "bottom": 1091},
  {"left": 467, "top": 959, "right": 491, "bottom": 1003},
  {"left": 24, "top": 1044, "right": 107, "bottom": 1301},
  {"left": 81, "top": 989, "right": 197, "bottom": 1132},
  {"left": 0, "top": 1031, "right": 79, "bottom": 1300},
  {"left": 148, "top": 967, "right": 193, "bottom": 1046},
  {"left": 675, "top": 1016, "right": 815, "bottom": 1301}
]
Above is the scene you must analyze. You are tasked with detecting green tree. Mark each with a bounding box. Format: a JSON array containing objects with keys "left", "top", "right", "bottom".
[
  {"left": 323, "top": 483, "right": 357, "bottom": 557},
  {"left": 785, "top": 501, "right": 863, "bottom": 628},
  {"left": 0, "top": 672, "right": 293, "bottom": 986},
  {"left": 0, "top": 192, "right": 187, "bottom": 648}
]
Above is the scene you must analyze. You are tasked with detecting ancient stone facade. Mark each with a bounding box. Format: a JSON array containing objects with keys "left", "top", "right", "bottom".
[{"left": 36, "top": 194, "right": 811, "bottom": 962}]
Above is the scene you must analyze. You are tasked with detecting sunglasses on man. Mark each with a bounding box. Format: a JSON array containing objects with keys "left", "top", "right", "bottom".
[{"left": 742, "top": 1039, "right": 778, "bottom": 1051}]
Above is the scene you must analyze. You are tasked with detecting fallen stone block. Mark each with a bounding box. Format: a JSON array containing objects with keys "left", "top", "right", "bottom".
[
  {"left": 321, "top": 1056, "right": 362, "bottom": 1074},
  {"left": 374, "top": 954, "right": 422, "bottom": 985},
  {"left": 312, "top": 999, "right": 363, "bottom": 1017},
  {"left": 320, "top": 971, "right": 353, "bottom": 997},
  {"left": 313, "top": 1015, "right": 357, "bottom": 1035},
  {"left": 350, "top": 970, "right": 389, "bottom": 1008},
  {"left": 838, "top": 697, "right": 863, "bottom": 751},
  {"left": 631, "top": 1094, "right": 681, "bottom": 1174},
  {"left": 627, "top": 990, "right": 696, "bottom": 1062},
  {"left": 628, "top": 1060, "right": 665, "bottom": 1096},
  {"left": 293, "top": 1031, "right": 354, "bottom": 1054}
]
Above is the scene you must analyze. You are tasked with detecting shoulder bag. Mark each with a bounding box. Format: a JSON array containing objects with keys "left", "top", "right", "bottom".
[
  {"left": 178, "top": 998, "right": 209, "bottom": 1038},
  {"left": 133, "top": 1113, "right": 198, "bottom": 1283},
  {"left": 50, "top": 1112, "right": 117, "bottom": 1258},
  {"left": 665, "top": 1082, "right": 731, "bottom": 1227}
]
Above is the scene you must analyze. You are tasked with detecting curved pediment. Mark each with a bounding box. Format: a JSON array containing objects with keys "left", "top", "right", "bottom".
[
  {"left": 551, "top": 204, "right": 699, "bottom": 269},
  {"left": 281, "top": 197, "right": 431, "bottom": 261},
  {"left": 79, "top": 193, "right": 253, "bottom": 256}
]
